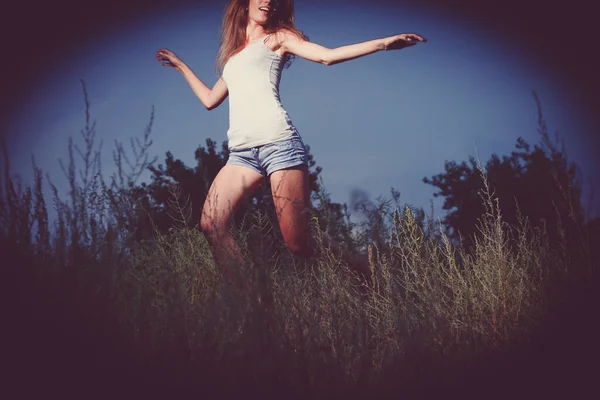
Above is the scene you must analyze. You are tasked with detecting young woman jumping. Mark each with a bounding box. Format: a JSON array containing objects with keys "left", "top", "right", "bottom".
[{"left": 156, "top": 0, "right": 426, "bottom": 279}]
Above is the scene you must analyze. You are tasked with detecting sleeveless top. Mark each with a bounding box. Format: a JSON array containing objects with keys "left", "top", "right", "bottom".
[{"left": 222, "top": 34, "right": 297, "bottom": 150}]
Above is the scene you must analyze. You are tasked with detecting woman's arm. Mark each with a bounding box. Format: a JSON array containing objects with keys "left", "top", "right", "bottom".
[
  {"left": 157, "top": 49, "right": 228, "bottom": 110},
  {"left": 179, "top": 65, "right": 229, "bottom": 111},
  {"left": 280, "top": 32, "right": 426, "bottom": 66}
]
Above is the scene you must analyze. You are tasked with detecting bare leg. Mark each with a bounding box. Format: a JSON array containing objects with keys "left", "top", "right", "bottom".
[
  {"left": 269, "top": 165, "right": 313, "bottom": 257},
  {"left": 201, "top": 165, "right": 265, "bottom": 279},
  {"left": 269, "top": 166, "right": 371, "bottom": 282}
]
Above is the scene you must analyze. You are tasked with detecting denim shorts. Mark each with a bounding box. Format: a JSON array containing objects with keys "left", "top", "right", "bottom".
[{"left": 226, "top": 132, "right": 309, "bottom": 177}]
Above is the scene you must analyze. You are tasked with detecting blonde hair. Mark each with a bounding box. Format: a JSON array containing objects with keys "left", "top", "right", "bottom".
[{"left": 216, "top": 0, "right": 307, "bottom": 75}]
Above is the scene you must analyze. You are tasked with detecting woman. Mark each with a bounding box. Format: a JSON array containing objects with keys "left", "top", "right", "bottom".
[{"left": 156, "top": 0, "right": 426, "bottom": 275}]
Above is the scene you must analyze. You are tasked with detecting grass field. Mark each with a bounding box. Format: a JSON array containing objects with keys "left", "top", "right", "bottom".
[{"left": 1, "top": 96, "right": 596, "bottom": 398}]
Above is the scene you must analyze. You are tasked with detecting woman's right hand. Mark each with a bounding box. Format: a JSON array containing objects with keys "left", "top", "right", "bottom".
[{"left": 156, "top": 48, "right": 185, "bottom": 72}]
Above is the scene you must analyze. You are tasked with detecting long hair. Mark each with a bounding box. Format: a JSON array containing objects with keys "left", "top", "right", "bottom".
[{"left": 216, "top": 0, "right": 307, "bottom": 75}]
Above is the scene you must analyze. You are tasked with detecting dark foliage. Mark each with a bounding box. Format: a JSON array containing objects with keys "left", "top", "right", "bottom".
[{"left": 423, "top": 93, "right": 596, "bottom": 275}]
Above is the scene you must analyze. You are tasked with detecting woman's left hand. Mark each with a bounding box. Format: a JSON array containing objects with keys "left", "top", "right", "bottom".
[{"left": 383, "top": 33, "right": 427, "bottom": 50}]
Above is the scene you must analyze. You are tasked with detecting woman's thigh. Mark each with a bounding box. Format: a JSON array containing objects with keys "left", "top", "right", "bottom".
[
  {"left": 269, "top": 165, "right": 311, "bottom": 251},
  {"left": 201, "top": 164, "right": 265, "bottom": 232}
]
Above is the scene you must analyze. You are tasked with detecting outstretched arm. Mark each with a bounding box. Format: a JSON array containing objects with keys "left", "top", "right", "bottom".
[
  {"left": 156, "top": 49, "right": 228, "bottom": 110},
  {"left": 280, "top": 32, "right": 426, "bottom": 66}
]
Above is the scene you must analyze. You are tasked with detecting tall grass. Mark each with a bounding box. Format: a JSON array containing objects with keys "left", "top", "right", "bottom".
[
  {"left": 102, "top": 171, "right": 551, "bottom": 396},
  {"left": 1, "top": 83, "right": 593, "bottom": 397}
]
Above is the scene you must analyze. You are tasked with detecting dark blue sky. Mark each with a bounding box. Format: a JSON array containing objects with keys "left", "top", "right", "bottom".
[{"left": 3, "top": 0, "right": 599, "bottom": 218}]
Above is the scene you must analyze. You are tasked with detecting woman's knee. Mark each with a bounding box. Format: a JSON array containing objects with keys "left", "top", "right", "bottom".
[
  {"left": 283, "top": 234, "right": 314, "bottom": 257},
  {"left": 200, "top": 214, "right": 228, "bottom": 241}
]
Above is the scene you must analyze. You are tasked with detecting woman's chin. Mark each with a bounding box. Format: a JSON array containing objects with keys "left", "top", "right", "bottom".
[{"left": 250, "top": 15, "right": 270, "bottom": 26}]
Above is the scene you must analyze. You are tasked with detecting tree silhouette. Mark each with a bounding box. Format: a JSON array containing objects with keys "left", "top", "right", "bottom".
[{"left": 423, "top": 93, "right": 594, "bottom": 271}]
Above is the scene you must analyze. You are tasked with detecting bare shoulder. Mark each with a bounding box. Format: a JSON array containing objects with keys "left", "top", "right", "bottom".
[
  {"left": 277, "top": 28, "right": 305, "bottom": 43},
  {"left": 274, "top": 28, "right": 306, "bottom": 55}
]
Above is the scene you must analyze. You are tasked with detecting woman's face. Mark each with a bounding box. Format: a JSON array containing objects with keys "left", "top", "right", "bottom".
[{"left": 247, "top": 0, "right": 277, "bottom": 26}]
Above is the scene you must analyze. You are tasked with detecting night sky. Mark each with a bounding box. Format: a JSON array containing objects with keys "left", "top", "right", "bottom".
[{"left": 2, "top": 0, "right": 599, "bottom": 218}]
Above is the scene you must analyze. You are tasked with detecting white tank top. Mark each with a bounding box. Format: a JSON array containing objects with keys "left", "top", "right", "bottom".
[{"left": 222, "top": 34, "right": 297, "bottom": 150}]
